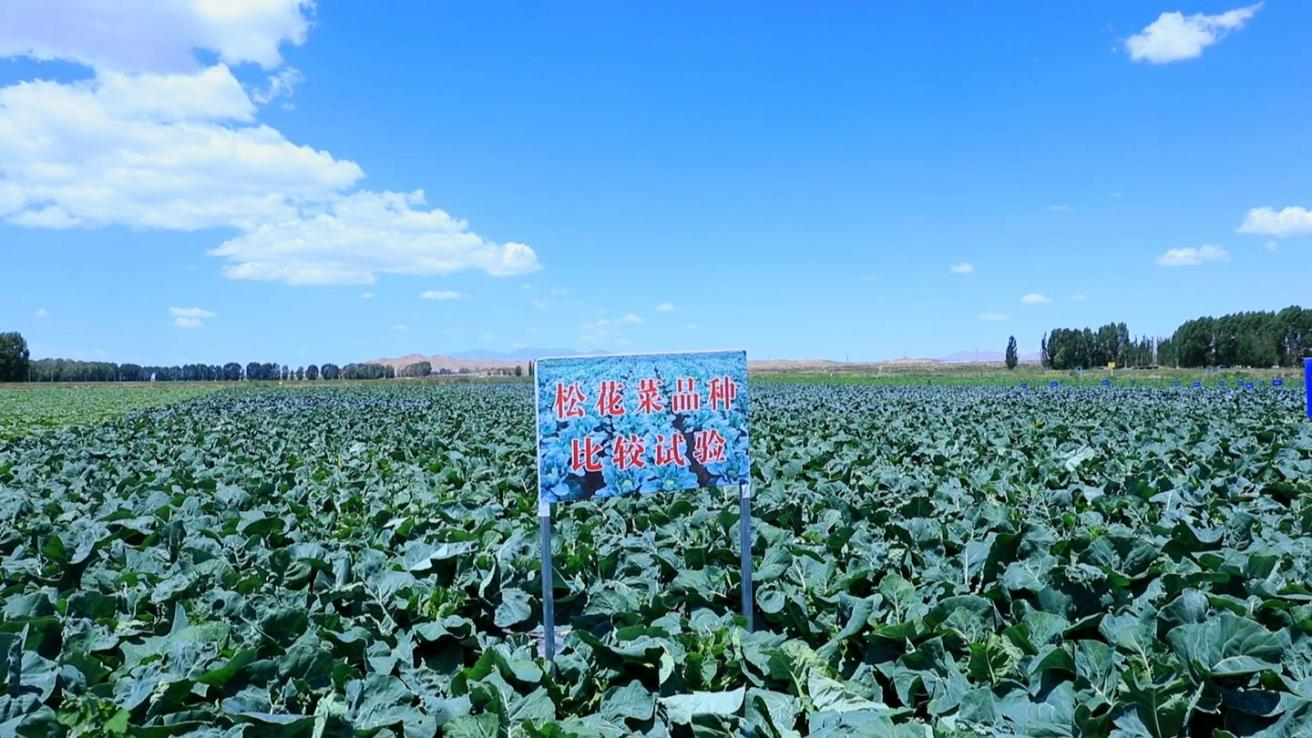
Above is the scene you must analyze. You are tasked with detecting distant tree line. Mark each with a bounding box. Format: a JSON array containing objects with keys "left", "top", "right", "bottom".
[
  {"left": 1162, "top": 306, "right": 1311, "bottom": 368},
  {"left": 0, "top": 331, "right": 542, "bottom": 383},
  {"left": 341, "top": 363, "right": 396, "bottom": 380},
  {"left": 400, "top": 361, "right": 432, "bottom": 378},
  {"left": 1040, "top": 323, "right": 1147, "bottom": 370},
  {"left": 0, "top": 332, "right": 30, "bottom": 382},
  {"left": 22, "top": 359, "right": 392, "bottom": 382},
  {"left": 0, "top": 333, "right": 403, "bottom": 382},
  {"left": 1040, "top": 305, "right": 1310, "bottom": 370}
]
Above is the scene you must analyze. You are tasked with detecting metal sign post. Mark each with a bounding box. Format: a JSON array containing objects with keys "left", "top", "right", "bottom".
[
  {"left": 738, "top": 482, "right": 754, "bottom": 631},
  {"left": 539, "top": 500, "right": 556, "bottom": 662}
]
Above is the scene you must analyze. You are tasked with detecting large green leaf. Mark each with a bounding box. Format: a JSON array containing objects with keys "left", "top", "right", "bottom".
[
  {"left": 660, "top": 687, "right": 744, "bottom": 724},
  {"left": 1166, "top": 613, "right": 1283, "bottom": 679}
]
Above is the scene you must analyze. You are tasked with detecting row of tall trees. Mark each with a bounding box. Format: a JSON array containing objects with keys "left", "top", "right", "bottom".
[
  {"left": 1, "top": 330, "right": 543, "bottom": 382},
  {"left": 400, "top": 361, "right": 432, "bottom": 378},
  {"left": 3, "top": 343, "right": 394, "bottom": 382},
  {"left": 341, "top": 363, "right": 396, "bottom": 380},
  {"left": 1040, "top": 323, "right": 1144, "bottom": 370},
  {"left": 0, "top": 332, "right": 30, "bottom": 382},
  {"left": 1164, "top": 306, "right": 1312, "bottom": 368},
  {"left": 1038, "top": 305, "right": 1311, "bottom": 370}
]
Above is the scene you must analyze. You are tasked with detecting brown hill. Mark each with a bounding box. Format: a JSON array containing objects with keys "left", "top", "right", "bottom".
[{"left": 367, "top": 353, "right": 527, "bottom": 374}]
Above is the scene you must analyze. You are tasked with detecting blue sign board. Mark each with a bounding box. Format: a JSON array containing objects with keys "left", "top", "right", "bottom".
[
  {"left": 535, "top": 350, "right": 750, "bottom": 503},
  {"left": 1306, "top": 358, "right": 1311, "bottom": 419}
]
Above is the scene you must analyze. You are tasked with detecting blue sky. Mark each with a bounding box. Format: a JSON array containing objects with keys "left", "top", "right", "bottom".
[{"left": 1, "top": 1, "right": 1309, "bottom": 365}]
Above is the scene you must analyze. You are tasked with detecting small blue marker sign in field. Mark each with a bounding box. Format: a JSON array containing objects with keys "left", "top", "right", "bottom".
[
  {"left": 1305, "top": 358, "right": 1311, "bottom": 419},
  {"left": 1218, "top": 379, "right": 1228, "bottom": 389},
  {"left": 1050, "top": 380, "right": 1059, "bottom": 389},
  {"left": 1192, "top": 381, "right": 1202, "bottom": 389},
  {"left": 1273, "top": 378, "right": 1284, "bottom": 388},
  {"left": 1101, "top": 379, "right": 1111, "bottom": 387}
]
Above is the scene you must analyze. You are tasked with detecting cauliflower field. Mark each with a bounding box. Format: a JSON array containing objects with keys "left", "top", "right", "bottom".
[{"left": 1, "top": 382, "right": 1310, "bottom": 737}]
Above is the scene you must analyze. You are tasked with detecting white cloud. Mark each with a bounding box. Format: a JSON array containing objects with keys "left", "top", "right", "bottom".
[
  {"left": 0, "top": 3, "right": 541, "bottom": 287},
  {"left": 1237, "top": 206, "right": 1312, "bottom": 238},
  {"left": 0, "top": 0, "right": 312, "bottom": 73},
  {"left": 580, "top": 313, "right": 642, "bottom": 345},
  {"left": 34, "top": 307, "right": 50, "bottom": 318},
  {"left": 0, "top": 68, "right": 361, "bottom": 230},
  {"left": 1020, "top": 293, "right": 1051, "bottom": 304},
  {"left": 170, "top": 306, "right": 215, "bottom": 319},
  {"left": 1126, "top": 4, "right": 1261, "bottom": 63},
  {"left": 656, "top": 302, "right": 675, "bottom": 312},
  {"left": 1266, "top": 240, "right": 1278, "bottom": 252},
  {"left": 389, "top": 323, "right": 408, "bottom": 332},
  {"left": 170, "top": 305, "right": 215, "bottom": 328},
  {"left": 1067, "top": 293, "right": 1088, "bottom": 302},
  {"left": 1156, "top": 244, "right": 1229, "bottom": 267},
  {"left": 360, "top": 292, "right": 374, "bottom": 299},
  {"left": 978, "top": 313, "right": 1011, "bottom": 322},
  {"left": 528, "top": 287, "right": 573, "bottom": 313},
  {"left": 949, "top": 262, "right": 974, "bottom": 274},
  {"left": 251, "top": 66, "right": 304, "bottom": 105},
  {"left": 420, "top": 289, "right": 463, "bottom": 301},
  {"left": 214, "top": 191, "right": 539, "bottom": 284}
]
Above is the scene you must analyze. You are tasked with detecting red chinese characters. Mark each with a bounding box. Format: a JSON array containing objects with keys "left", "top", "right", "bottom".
[
  {"left": 595, "top": 380, "right": 625, "bottom": 417},
  {"left": 636, "top": 378, "right": 666, "bottom": 414},
  {"left": 553, "top": 382, "right": 587, "bottom": 420},
  {"left": 551, "top": 369, "right": 740, "bottom": 478},
  {"left": 670, "top": 377, "right": 701, "bottom": 412},
  {"left": 612, "top": 434, "right": 646, "bottom": 470},
  {"left": 708, "top": 376, "right": 739, "bottom": 411},
  {"left": 569, "top": 436, "right": 603, "bottom": 473},
  {"left": 653, "top": 433, "right": 688, "bottom": 467},
  {"left": 693, "top": 429, "right": 727, "bottom": 465}
]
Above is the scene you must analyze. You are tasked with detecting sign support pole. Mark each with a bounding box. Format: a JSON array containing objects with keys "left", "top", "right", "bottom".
[
  {"left": 539, "top": 500, "right": 556, "bottom": 663},
  {"left": 739, "top": 482, "right": 754, "bottom": 632}
]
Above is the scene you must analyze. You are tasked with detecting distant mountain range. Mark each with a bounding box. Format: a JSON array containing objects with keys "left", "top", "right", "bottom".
[
  {"left": 938, "top": 350, "right": 1042, "bottom": 363},
  {"left": 367, "top": 348, "right": 1042, "bottom": 373},
  {"left": 448, "top": 347, "right": 584, "bottom": 361},
  {"left": 366, "top": 347, "right": 586, "bottom": 374}
]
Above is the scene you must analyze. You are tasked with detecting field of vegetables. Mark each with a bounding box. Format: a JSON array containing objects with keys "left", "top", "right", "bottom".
[
  {"left": 0, "top": 384, "right": 221, "bottom": 442},
  {"left": 1, "top": 382, "right": 1311, "bottom": 737}
]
